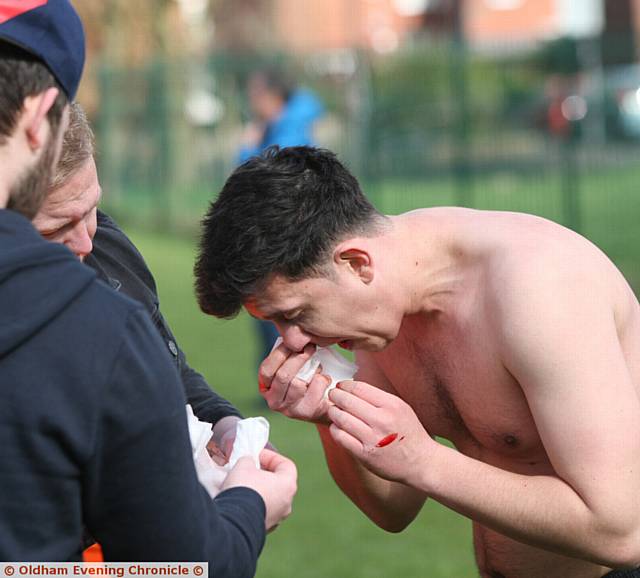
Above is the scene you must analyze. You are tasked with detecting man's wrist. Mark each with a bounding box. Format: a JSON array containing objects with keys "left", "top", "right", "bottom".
[
  {"left": 308, "top": 413, "right": 332, "bottom": 426},
  {"left": 410, "top": 439, "right": 445, "bottom": 495}
]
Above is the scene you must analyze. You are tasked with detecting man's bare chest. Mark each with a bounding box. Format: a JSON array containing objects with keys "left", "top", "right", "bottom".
[{"left": 376, "top": 318, "right": 548, "bottom": 465}]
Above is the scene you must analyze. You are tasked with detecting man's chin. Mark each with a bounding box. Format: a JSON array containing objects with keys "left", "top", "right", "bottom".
[
  {"left": 339, "top": 338, "right": 390, "bottom": 353},
  {"left": 367, "top": 341, "right": 392, "bottom": 352}
]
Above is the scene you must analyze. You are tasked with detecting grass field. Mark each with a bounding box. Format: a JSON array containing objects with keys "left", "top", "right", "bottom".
[{"left": 125, "top": 172, "right": 640, "bottom": 578}]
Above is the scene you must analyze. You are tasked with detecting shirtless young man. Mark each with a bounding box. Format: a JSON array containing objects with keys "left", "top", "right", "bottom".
[{"left": 194, "top": 146, "right": 640, "bottom": 578}]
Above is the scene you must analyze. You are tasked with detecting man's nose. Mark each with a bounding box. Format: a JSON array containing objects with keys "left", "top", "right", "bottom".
[
  {"left": 278, "top": 323, "right": 312, "bottom": 353},
  {"left": 66, "top": 223, "right": 93, "bottom": 261}
]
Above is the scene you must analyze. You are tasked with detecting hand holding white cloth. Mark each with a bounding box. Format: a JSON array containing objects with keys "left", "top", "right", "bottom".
[
  {"left": 272, "top": 337, "right": 358, "bottom": 398},
  {"left": 186, "top": 405, "right": 270, "bottom": 498}
]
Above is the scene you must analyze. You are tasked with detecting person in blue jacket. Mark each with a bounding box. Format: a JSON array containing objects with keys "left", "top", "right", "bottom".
[{"left": 238, "top": 68, "right": 324, "bottom": 363}]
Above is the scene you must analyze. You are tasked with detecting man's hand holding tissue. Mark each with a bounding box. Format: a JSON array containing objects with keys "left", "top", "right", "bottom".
[
  {"left": 208, "top": 416, "right": 278, "bottom": 463},
  {"left": 258, "top": 342, "right": 333, "bottom": 424},
  {"left": 221, "top": 449, "right": 298, "bottom": 531},
  {"left": 209, "top": 415, "right": 241, "bottom": 461}
]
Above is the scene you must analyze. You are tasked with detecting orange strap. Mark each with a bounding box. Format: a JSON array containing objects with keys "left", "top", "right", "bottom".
[{"left": 82, "top": 543, "right": 104, "bottom": 562}]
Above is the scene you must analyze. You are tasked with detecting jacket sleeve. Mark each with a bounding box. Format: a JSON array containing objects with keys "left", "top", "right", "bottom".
[
  {"left": 84, "top": 307, "right": 265, "bottom": 577},
  {"left": 154, "top": 305, "right": 243, "bottom": 424},
  {"left": 178, "top": 345, "right": 244, "bottom": 424},
  {"left": 93, "top": 212, "right": 244, "bottom": 426}
]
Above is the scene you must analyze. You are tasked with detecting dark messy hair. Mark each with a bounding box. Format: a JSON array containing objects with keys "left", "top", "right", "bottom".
[
  {"left": 194, "top": 146, "right": 385, "bottom": 318},
  {"left": 0, "top": 41, "right": 67, "bottom": 145}
]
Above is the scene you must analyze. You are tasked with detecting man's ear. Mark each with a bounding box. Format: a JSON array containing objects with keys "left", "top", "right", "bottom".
[
  {"left": 334, "top": 243, "right": 374, "bottom": 284},
  {"left": 23, "top": 87, "right": 61, "bottom": 150}
]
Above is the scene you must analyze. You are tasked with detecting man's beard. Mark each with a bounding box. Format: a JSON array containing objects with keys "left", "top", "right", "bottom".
[{"left": 7, "top": 131, "right": 58, "bottom": 220}]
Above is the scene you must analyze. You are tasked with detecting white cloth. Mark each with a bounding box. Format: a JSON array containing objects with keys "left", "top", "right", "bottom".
[
  {"left": 186, "top": 405, "right": 270, "bottom": 498},
  {"left": 272, "top": 337, "right": 358, "bottom": 398},
  {"left": 226, "top": 417, "right": 270, "bottom": 469}
]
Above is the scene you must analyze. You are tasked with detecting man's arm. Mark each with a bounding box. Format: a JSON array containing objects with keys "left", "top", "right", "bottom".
[
  {"left": 328, "top": 265, "right": 640, "bottom": 568},
  {"left": 83, "top": 308, "right": 288, "bottom": 576},
  {"left": 319, "top": 351, "right": 427, "bottom": 532},
  {"left": 258, "top": 339, "right": 426, "bottom": 532},
  {"left": 176, "top": 342, "right": 243, "bottom": 424},
  {"left": 91, "top": 212, "right": 243, "bottom": 426}
]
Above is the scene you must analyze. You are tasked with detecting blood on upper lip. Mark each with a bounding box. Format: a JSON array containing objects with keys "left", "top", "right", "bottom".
[{"left": 376, "top": 433, "right": 399, "bottom": 448}]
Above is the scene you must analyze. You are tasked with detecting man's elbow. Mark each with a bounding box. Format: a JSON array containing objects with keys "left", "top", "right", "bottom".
[
  {"left": 372, "top": 517, "right": 411, "bottom": 533},
  {"left": 594, "top": 525, "right": 640, "bottom": 569},
  {"left": 601, "top": 540, "right": 640, "bottom": 570},
  {"left": 368, "top": 509, "right": 419, "bottom": 533}
]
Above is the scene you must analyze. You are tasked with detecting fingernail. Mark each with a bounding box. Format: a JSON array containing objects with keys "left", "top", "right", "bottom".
[{"left": 258, "top": 377, "right": 268, "bottom": 393}]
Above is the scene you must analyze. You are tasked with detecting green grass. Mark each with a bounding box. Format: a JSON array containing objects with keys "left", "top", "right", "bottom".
[
  {"left": 126, "top": 172, "right": 640, "bottom": 577},
  {"left": 128, "top": 230, "right": 476, "bottom": 578}
]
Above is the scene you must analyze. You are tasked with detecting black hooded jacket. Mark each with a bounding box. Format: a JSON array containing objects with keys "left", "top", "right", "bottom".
[
  {"left": 0, "top": 210, "right": 265, "bottom": 575},
  {"left": 84, "top": 211, "right": 242, "bottom": 426}
]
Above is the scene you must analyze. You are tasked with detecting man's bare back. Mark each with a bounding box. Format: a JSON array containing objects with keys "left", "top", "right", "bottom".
[{"left": 369, "top": 209, "right": 640, "bottom": 577}]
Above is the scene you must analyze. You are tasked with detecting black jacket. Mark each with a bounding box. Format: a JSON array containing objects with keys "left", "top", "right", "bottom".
[
  {"left": 0, "top": 209, "right": 265, "bottom": 574},
  {"left": 84, "top": 211, "right": 242, "bottom": 425}
]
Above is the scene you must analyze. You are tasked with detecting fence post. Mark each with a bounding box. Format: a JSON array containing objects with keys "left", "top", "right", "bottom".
[
  {"left": 450, "top": 3, "right": 473, "bottom": 208},
  {"left": 96, "top": 63, "right": 120, "bottom": 213},
  {"left": 560, "top": 136, "right": 581, "bottom": 233},
  {"left": 149, "top": 59, "right": 172, "bottom": 231}
]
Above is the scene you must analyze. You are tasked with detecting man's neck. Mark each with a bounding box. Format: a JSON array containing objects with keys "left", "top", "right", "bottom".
[
  {"left": 389, "top": 212, "right": 469, "bottom": 317},
  {"left": 0, "top": 144, "right": 19, "bottom": 209}
]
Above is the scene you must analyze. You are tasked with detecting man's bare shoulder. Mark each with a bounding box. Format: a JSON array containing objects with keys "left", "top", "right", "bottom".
[
  {"left": 484, "top": 214, "right": 625, "bottom": 298},
  {"left": 479, "top": 217, "right": 637, "bottom": 351}
]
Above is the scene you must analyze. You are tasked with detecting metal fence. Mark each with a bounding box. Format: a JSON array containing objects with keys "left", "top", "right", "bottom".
[{"left": 94, "top": 38, "right": 640, "bottom": 288}]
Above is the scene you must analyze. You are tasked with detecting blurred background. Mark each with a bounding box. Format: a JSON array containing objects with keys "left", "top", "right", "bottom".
[{"left": 73, "top": 1, "right": 640, "bottom": 576}]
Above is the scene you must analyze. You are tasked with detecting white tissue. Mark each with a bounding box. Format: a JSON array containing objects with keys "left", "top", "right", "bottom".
[
  {"left": 226, "top": 417, "right": 270, "bottom": 469},
  {"left": 186, "top": 406, "right": 270, "bottom": 498},
  {"left": 272, "top": 337, "right": 358, "bottom": 398}
]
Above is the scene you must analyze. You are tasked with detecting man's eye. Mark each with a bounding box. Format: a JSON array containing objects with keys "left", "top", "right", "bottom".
[{"left": 284, "top": 310, "right": 303, "bottom": 321}]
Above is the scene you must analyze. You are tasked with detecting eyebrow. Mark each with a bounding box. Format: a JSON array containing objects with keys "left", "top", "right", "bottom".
[
  {"left": 271, "top": 308, "right": 302, "bottom": 321},
  {"left": 37, "top": 213, "right": 73, "bottom": 231},
  {"left": 246, "top": 307, "right": 298, "bottom": 322},
  {"left": 47, "top": 187, "right": 102, "bottom": 225},
  {"left": 45, "top": 211, "right": 82, "bottom": 227},
  {"left": 248, "top": 310, "right": 275, "bottom": 321}
]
